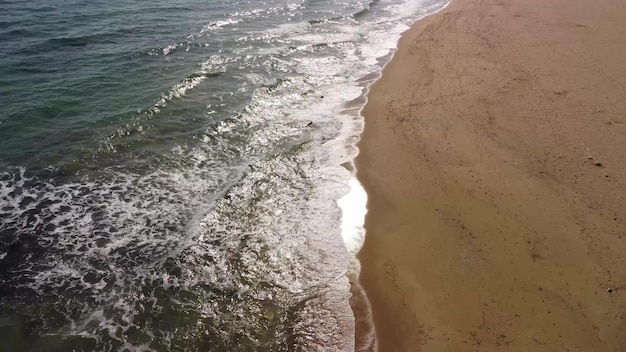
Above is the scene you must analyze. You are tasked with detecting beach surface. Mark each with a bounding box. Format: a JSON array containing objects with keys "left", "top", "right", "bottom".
[{"left": 356, "top": 0, "right": 626, "bottom": 350}]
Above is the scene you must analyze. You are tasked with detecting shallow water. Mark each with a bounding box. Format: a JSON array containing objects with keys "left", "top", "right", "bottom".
[{"left": 0, "top": 0, "right": 448, "bottom": 350}]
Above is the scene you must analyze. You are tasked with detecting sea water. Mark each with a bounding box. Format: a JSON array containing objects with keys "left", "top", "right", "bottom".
[{"left": 0, "top": 0, "right": 447, "bottom": 350}]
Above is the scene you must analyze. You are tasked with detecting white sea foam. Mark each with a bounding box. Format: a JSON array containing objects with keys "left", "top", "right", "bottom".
[
  {"left": 162, "top": 44, "right": 177, "bottom": 55},
  {"left": 338, "top": 176, "right": 368, "bottom": 254},
  {"left": 199, "top": 18, "right": 242, "bottom": 34}
]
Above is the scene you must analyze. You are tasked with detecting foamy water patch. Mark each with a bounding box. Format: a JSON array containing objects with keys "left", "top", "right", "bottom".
[{"left": 338, "top": 176, "right": 368, "bottom": 255}]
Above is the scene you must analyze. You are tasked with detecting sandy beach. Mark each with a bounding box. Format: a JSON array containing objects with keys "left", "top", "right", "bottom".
[{"left": 355, "top": 0, "right": 626, "bottom": 350}]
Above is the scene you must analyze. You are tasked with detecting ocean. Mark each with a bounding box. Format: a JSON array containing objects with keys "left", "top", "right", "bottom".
[{"left": 0, "top": 0, "right": 447, "bottom": 350}]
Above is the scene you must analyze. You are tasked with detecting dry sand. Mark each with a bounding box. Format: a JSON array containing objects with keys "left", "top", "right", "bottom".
[{"left": 355, "top": 0, "right": 626, "bottom": 350}]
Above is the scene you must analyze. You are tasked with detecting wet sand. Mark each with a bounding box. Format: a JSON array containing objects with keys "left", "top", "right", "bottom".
[{"left": 355, "top": 0, "right": 626, "bottom": 351}]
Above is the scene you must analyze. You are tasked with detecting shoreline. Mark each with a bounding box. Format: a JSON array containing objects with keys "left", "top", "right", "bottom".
[
  {"left": 355, "top": 0, "right": 626, "bottom": 350},
  {"left": 343, "top": 4, "right": 456, "bottom": 351},
  {"left": 338, "top": 4, "right": 455, "bottom": 351}
]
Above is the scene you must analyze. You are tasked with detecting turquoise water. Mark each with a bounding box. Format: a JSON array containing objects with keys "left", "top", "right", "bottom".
[{"left": 0, "top": 0, "right": 447, "bottom": 350}]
